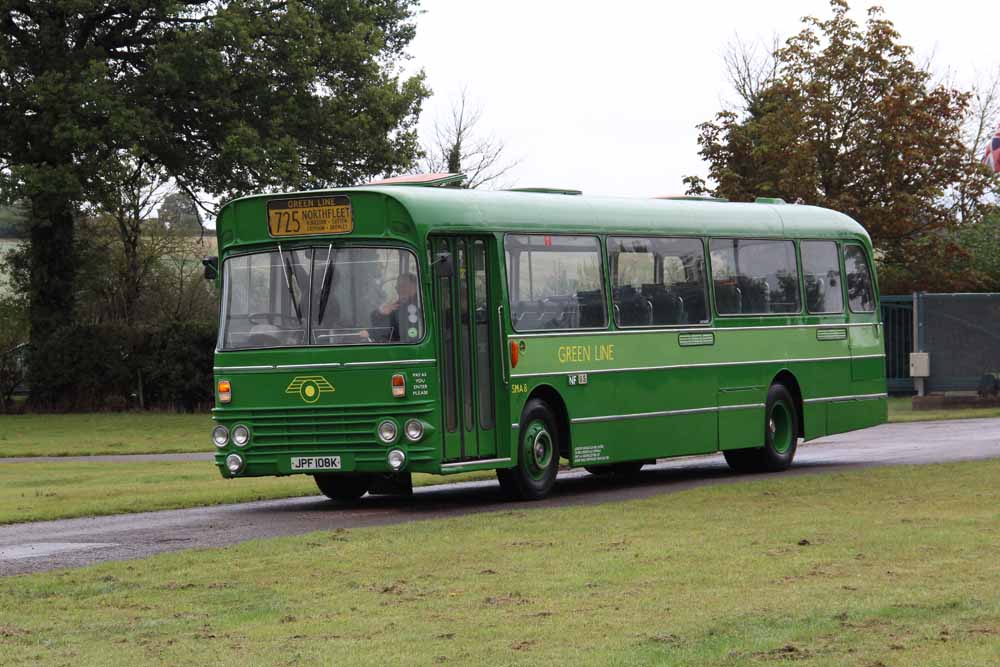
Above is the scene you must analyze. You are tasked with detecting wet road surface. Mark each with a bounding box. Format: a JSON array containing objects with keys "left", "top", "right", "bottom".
[{"left": 1, "top": 418, "right": 998, "bottom": 576}]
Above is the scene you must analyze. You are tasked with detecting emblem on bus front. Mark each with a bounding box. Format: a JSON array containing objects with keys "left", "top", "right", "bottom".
[{"left": 286, "top": 376, "right": 335, "bottom": 404}]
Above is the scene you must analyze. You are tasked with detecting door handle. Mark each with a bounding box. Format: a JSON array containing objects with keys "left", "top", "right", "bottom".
[{"left": 497, "top": 305, "right": 508, "bottom": 385}]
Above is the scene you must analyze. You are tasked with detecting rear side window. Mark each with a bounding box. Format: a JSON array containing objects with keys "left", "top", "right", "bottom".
[
  {"left": 504, "top": 235, "right": 607, "bottom": 331},
  {"left": 710, "top": 239, "right": 800, "bottom": 315},
  {"left": 801, "top": 241, "right": 844, "bottom": 314},
  {"left": 844, "top": 244, "right": 876, "bottom": 312},
  {"left": 607, "top": 236, "right": 709, "bottom": 326}
]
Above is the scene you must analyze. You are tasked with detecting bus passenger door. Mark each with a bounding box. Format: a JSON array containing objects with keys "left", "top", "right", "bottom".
[{"left": 431, "top": 236, "right": 503, "bottom": 462}]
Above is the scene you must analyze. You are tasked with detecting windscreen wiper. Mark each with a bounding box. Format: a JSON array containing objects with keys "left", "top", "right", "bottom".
[
  {"left": 316, "top": 244, "right": 336, "bottom": 324},
  {"left": 278, "top": 245, "right": 303, "bottom": 324}
]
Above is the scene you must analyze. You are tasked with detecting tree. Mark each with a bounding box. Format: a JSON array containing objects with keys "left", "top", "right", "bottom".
[
  {"left": 688, "top": 1, "right": 997, "bottom": 291},
  {"left": 0, "top": 1, "right": 427, "bottom": 405},
  {"left": 0, "top": 203, "right": 27, "bottom": 238},
  {"left": 0, "top": 293, "right": 28, "bottom": 412},
  {"left": 422, "top": 87, "right": 520, "bottom": 188},
  {"left": 158, "top": 191, "right": 202, "bottom": 235}
]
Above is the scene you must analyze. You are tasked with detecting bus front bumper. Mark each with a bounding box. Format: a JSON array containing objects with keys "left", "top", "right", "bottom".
[{"left": 213, "top": 445, "right": 439, "bottom": 478}]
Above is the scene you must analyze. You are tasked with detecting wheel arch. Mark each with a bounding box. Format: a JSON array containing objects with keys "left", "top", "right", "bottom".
[
  {"left": 524, "top": 384, "right": 572, "bottom": 459},
  {"left": 771, "top": 369, "right": 804, "bottom": 438}
]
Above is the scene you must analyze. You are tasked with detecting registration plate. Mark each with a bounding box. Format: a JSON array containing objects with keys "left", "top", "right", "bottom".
[
  {"left": 267, "top": 195, "right": 353, "bottom": 237},
  {"left": 290, "top": 456, "right": 342, "bottom": 471}
]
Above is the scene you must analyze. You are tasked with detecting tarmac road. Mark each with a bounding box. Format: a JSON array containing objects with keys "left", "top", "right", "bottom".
[{"left": 1, "top": 418, "right": 998, "bottom": 576}]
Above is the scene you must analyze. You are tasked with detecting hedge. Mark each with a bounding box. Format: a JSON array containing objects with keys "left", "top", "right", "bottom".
[{"left": 26, "top": 321, "right": 218, "bottom": 412}]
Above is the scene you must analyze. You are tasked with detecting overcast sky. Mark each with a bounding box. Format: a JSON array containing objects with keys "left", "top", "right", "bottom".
[{"left": 406, "top": 0, "right": 999, "bottom": 198}]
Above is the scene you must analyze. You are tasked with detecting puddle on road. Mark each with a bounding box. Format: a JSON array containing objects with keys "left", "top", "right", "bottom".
[{"left": 0, "top": 542, "right": 118, "bottom": 560}]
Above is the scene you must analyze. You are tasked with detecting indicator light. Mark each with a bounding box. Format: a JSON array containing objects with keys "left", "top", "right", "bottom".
[
  {"left": 218, "top": 380, "right": 232, "bottom": 404},
  {"left": 391, "top": 374, "right": 405, "bottom": 398}
]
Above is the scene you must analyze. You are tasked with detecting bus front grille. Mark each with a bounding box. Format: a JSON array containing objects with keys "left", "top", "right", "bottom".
[{"left": 218, "top": 402, "right": 434, "bottom": 453}]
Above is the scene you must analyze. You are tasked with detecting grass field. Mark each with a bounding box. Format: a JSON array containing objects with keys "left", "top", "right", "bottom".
[
  {"left": 2, "top": 398, "right": 999, "bottom": 459},
  {"left": 886, "top": 396, "right": 1000, "bottom": 422},
  {"left": 1, "top": 460, "right": 997, "bottom": 666},
  {"left": 0, "top": 413, "right": 213, "bottom": 457},
  {"left": 0, "top": 461, "right": 493, "bottom": 525}
]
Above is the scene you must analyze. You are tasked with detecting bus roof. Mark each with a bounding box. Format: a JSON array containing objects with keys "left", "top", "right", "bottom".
[{"left": 218, "top": 185, "right": 871, "bottom": 248}]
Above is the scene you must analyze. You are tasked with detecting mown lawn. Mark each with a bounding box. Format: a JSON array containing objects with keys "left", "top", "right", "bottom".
[
  {"left": 0, "top": 413, "right": 213, "bottom": 457},
  {"left": 886, "top": 396, "right": 1000, "bottom": 423},
  {"left": 1, "top": 460, "right": 997, "bottom": 666},
  {"left": 0, "top": 461, "right": 493, "bottom": 525}
]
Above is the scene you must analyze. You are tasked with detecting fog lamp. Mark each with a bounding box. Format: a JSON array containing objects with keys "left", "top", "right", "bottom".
[
  {"left": 387, "top": 449, "right": 406, "bottom": 470},
  {"left": 232, "top": 424, "right": 250, "bottom": 447},
  {"left": 212, "top": 425, "right": 229, "bottom": 448},
  {"left": 225, "top": 453, "right": 244, "bottom": 474},
  {"left": 377, "top": 419, "right": 398, "bottom": 443},
  {"left": 404, "top": 419, "right": 424, "bottom": 442}
]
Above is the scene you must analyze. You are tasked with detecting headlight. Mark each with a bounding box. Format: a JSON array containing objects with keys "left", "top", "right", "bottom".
[
  {"left": 387, "top": 449, "right": 406, "bottom": 470},
  {"left": 232, "top": 424, "right": 250, "bottom": 447},
  {"left": 225, "top": 453, "right": 244, "bottom": 473},
  {"left": 404, "top": 419, "right": 424, "bottom": 442},
  {"left": 212, "top": 425, "right": 229, "bottom": 448},
  {"left": 377, "top": 419, "right": 398, "bottom": 443}
]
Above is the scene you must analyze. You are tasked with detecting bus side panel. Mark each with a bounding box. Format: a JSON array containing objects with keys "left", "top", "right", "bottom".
[
  {"left": 716, "top": 361, "right": 767, "bottom": 451},
  {"left": 827, "top": 396, "right": 887, "bottom": 434},
  {"left": 569, "top": 413, "right": 717, "bottom": 466},
  {"left": 562, "top": 364, "right": 719, "bottom": 464},
  {"left": 803, "top": 401, "right": 828, "bottom": 440}
]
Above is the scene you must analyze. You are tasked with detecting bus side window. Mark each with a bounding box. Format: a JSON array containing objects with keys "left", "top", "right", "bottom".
[
  {"left": 710, "top": 238, "right": 800, "bottom": 315},
  {"left": 608, "top": 236, "right": 709, "bottom": 326},
  {"left": 843, "top": 244, "right": 876, "bottom": 313},
  {"left": 801, "top": 241, "right": 844, "bottom": 314},
  {"left": 504, "top": 235, "right": 607, "bottom": 332}
]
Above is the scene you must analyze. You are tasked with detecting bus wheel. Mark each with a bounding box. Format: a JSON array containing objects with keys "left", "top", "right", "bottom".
[
  {"left": 497, "top": 399, "right": 560, "bottom": 500},
  {"left": 313, "top": 473, "right": 371, "bottom": 503},
  {"left": 723, "top": 383, "right": 798, "bottom": 473}
]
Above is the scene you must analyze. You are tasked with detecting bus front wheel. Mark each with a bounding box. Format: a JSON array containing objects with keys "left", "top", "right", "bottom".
[
  {"left": 497, "top": 399, "right": 560, "bottom": 500},
  {"left": 314, "top": 473, "right": 371, "bottom": 503},
  {"left": 723, "top": 383, "right": 798, "bottom": 473}
]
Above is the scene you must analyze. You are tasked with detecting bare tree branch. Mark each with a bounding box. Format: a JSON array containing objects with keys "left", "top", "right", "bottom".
[
  {"left": 721, "top": 32, "right": 781, "bottom": 112},
  {"left": 420, "top": 86, "right": 522, "bottom": 189}
]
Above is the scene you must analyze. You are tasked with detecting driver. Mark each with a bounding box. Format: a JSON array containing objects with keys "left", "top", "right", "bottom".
[{"left": 370, "top": 273, "right": 420, "bottom": 342}]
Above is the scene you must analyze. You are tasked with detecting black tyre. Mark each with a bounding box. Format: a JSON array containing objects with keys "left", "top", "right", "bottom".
[
  {"left": 723, "top": 383, "right": 799, "bottom": 473},
  {"left": 497, "top": 398, "right": 560, "bottom": 500},
  {"left": 314, "top": 473, "right": 371, "bottom": 502}
]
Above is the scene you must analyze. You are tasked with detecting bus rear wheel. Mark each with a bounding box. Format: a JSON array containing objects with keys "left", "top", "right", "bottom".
[
  {"left": 497, "top": 399, "right": 560, "bottom": 500},
  {"left": 314, "top": 473, "right": 371, "bottom": 503},
  {"left": 723, "top": 383, "right": 798, "bottom": 473}
]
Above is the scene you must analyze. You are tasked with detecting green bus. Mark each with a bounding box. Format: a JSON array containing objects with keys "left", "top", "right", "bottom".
[{"left": 209, "top": 176, "right": 886, "bottom": 501}]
